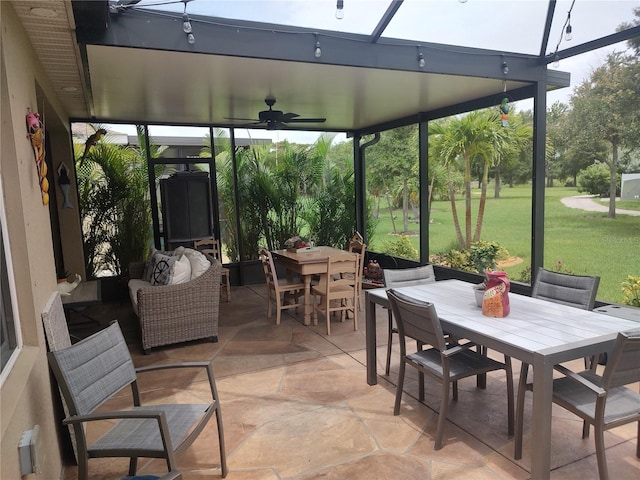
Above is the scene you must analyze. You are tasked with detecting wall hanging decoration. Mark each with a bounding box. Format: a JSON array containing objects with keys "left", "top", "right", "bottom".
[
  {"left": 57, "top": 162, "right": 73, "bottom": 209},
  {"left": 26, "top": 107, "right": 49, "bottom": 205}
]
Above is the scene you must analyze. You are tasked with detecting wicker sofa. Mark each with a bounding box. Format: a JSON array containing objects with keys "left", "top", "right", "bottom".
[{"left": 128, "top": 252, "right": 221, "bottom": 354}]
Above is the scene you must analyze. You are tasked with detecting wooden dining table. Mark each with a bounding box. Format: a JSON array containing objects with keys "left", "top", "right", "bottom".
[
  {"left": 365, "top": 279, "right": 640, "bottom": 480},
  {"left": 272, "top": 246, "right": 347, "bottom": 326}
]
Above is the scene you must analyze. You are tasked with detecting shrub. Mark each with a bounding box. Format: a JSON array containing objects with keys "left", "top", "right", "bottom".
[
  {"left": 430, "top": 240, "right": 508, "bottom": 274},
  {"left": 381, "top": 234, "right": 419, "bottom": 260},
  {"left": 621, "top": 275, "right": 640, "bottom": 307},
  {"left": 577, "top": 164, "right": 620, "bottom": 197}
]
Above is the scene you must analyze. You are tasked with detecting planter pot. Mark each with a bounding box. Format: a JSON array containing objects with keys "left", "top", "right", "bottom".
[{"left": 474, "top": 287, "right": 485, "bottom": 307}]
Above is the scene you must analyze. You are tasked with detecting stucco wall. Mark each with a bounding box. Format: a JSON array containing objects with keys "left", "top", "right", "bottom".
[{"left": 1, "top": 3, "right": 73, "bottom": 478}]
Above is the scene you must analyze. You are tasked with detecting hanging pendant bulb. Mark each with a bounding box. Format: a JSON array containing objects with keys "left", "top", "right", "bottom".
[
  {"left": 565, "top": 24, "right": 573, "bottom": 41},
  {"left": 314, "top": 41, "right": 322, "bottom": 58},
  {"left": 418, "top": 53, "right": 425, "bottom": 68},
  {"left": 335, "top": 0, "right": 344, "bottom": 19},
  {"left": 187, "top": 33, "right": 195, "bottom": 45}
]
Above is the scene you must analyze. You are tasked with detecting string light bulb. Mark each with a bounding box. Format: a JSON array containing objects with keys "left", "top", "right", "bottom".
[
  {"left": 335, "top": 0, "right": 344, "bottom": 19},
  {"left": 418, "top": 53, "right": 425, "bottom": 68},
  {"left": 314, "top": 35, "right": 322, "bottom": 58},
  {"left": 553, "top": 54, "right": 560, "bottom": 68},
  {"left": 182, "top": 14, "right": 192, "bottom": 34},
  {"left": 502, "top": 61, "right": 509, "bottom": 76},
  {"left": 187, "top": 33, "right": 195, "bottom": 45}
]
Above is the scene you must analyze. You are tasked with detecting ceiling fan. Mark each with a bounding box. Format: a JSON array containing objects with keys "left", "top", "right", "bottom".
[{"left": 226, "top": 97, "right": 326, "bottom": 130}]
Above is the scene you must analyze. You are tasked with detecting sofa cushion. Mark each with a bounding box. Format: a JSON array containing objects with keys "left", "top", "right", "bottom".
[
  {"left": 182, "top": 248, "right": 210, "bottom": 280},
  {"left": 150, "top": 253, "right": 177, "bottom": 286},
  {"left": 169, "top": 254, "right": 192, "bottom": 285}
]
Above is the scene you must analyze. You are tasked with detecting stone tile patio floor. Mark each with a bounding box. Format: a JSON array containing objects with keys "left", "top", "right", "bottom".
[{"left": 62, "top": 285, "right": 639, "bottom": 480}]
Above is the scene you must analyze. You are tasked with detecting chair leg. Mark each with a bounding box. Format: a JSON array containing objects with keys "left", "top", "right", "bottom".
[
  {"left": 215, "top": 405, "right": 228, "bottom": 478},
  {"left": 594, "top": 423, "right": 609, "bottom": 480},
  {"left": 452, "top": 381, "right": 458, "bottom": 401},
  {"left": 514, "top": 362, "right": 529, "bottom": 460},
  {"left": 435, "top": 380, "right": 450, "bottom": 450},
  {"left": 266, "top": 289, "right": 273, "bottom": 319},
  {"left": 505, "top": 356, "right": 514, "bottom": 436},
  {"left": 224, "top": 275, "right": 231, "bottom": 302},
  {"left": 394, "top": 360, "right": 406, "bottom": 415},
  {"left": 582, "top": 420, "right": 590, "bottom": 438},
  {"left": 385, "top": 310, "right": 393, "bottom": 376},
  {"left": 275, "top": 294, "right": 282, "bottom": 325},
  {"left": 419, "top": 372, "right": 425, "bottom": 402},
  {"left": 78, "top": 453, "right": 89, "bottom": 480}
]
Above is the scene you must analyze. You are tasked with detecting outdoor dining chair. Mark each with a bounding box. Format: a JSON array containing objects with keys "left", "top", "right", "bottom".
[
  {"left": 47, "top": 321, "right": 228, "bottom": 480},
  {"left": 530, "top": 267, "right": 601, "bottom": 366},
  {"left": 259, "top": 248, "right": 305, "bottom": 325},
  {"left": 387, "top": 289, "right": 514, "bottom": 450},
  {"left": 312, "top": 251, "right": 361, "bottom": 335},
  {"left": 194, "top": 237, "right": 231, "bottom": 301},
  {"left": 382, "top": 265, "right": 436, "bottom": 376},
  {"left": 347, "top": 231, "right": 367, "bottom": 311},
  {"left": 514, "top": 330, "right": 640, "bottom": 480}
]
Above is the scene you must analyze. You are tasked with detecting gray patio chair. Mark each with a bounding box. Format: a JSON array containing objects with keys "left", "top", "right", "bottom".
[
  {"left": 531, "top": 267, "right": 600, "bottom": 310},
  {"left": 514, "top": 330, "right": 640, "bottom": 480},
  {"left": 387, "top": 289, "right": 514, "bottom": 450},
  {"left": 47, "top": 321, "right": 227, "bottom": 480},
  {"left": 383, "top": 265, "right": 436, "bottom": 376},
  {"left": 530, "top": 268, "right": 602, "bottom": 363}
]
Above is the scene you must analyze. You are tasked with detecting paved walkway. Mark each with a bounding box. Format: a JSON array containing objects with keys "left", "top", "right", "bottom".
[{"left": 561, "top": 195, "right": 640, "bottom": 216}]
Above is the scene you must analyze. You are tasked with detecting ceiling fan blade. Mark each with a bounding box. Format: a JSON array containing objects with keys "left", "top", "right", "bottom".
[
  {"left": 284, "top": 117, "right": 326, "bottom": 123},
  {"left": 280, "top": 112, "right": 300, "bottom": 121},
  {"left": 224, "top": 117, "right": 261, "bottom": 122}
]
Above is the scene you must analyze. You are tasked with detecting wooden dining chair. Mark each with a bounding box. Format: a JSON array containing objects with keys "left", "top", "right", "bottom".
[
  {"left": 259, "top": 248, "right": 305, "bottom": 325},
  {"left": 382, "top": 265, "right": 436, "bottom": 376},
  {"left": 514, "top": 330, "right": 640, "bottom": 480},
  {"left": 312, "top": 251, "right": 361, "bottom": 335},
  {"left": 387, "top": 289, "right": 514, "bottom": 450},
  {"left": 194, "top": 237, "right": 231, "bottom": 301},
  {"left": 347, "top": 232, "right": 367, "bottom": 311}
]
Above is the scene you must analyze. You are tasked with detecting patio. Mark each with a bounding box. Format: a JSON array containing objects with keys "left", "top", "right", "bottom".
[{"left": 61, "top": 285, "right": 639, "bottom": 480}]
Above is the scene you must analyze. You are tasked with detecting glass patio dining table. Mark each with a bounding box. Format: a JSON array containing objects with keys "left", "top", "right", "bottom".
[
  {"left": 272, "top": 246, "right": 348, "bottom": 326},
  {"left": 364, "top": 279, "right": 640, "bottom": 480}
]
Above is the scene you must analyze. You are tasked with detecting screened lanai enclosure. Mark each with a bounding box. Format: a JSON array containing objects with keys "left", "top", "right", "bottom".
[{"left": 20, "top": 0, "right": 640, "bottom": 304}]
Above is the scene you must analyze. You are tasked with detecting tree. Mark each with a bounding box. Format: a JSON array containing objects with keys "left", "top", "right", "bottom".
[
  {"left": 568, "top": 52, "right": 640, "bottom": 218},
  {"left": 366, "top": 126, "right": 419, "bottom": 234},
  {"left": 429, "top": 109, "right": 513, "bottom": 249}
]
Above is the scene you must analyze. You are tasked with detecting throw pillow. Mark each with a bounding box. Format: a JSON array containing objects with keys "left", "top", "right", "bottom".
[
  {"left": 169, "top": 254, "right": 192, "bottom": 285},
  {"left": 150, "top": 253, "right": 177, "bottom": 286},
  {"left": 183, "top": 248, "right": 210, "bottom": 280}
]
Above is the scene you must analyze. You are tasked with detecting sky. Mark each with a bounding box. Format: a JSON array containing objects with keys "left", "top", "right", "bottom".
[{"left": 107, "top": 0, "right": 638, "bottom": 143}]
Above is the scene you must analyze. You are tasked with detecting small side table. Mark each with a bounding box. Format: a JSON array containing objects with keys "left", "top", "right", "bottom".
[{"left": 61, "top": 280, "right": 102, "bottom": 328}]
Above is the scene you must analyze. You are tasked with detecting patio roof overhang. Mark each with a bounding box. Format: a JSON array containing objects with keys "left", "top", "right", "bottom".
[{"left": 14, "top": 0, "right": 574, "bottom": 136}]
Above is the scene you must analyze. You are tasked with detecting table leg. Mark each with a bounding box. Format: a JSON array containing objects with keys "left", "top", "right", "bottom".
[
  {"left": 366, "top": 291, "right": 378, "bottom": 385},
  {"left": 531, "top": 353, "right": 553, "bottom": 480},
  {"left": 303, "top": 274, "right": 312, "bottom": 326}
]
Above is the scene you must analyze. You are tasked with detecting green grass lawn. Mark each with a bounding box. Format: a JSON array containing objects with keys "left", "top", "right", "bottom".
[{"left": 368, "top": 185, "right": 640, "bottom": 304}]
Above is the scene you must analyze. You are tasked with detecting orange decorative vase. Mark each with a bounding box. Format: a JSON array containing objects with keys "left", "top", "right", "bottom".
[{"left": 482, "top": 271, "right": 510, "bottom": 318}]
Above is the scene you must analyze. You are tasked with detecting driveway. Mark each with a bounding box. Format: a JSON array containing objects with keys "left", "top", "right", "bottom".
[{"left": 561, "top": 195, "right": 640, "bottom": 216}]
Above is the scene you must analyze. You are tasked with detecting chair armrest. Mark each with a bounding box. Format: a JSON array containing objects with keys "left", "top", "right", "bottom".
[
  {"left": 62, "top": 408, "right": 168, "bottom": 426},
  {"left": 135, "top": 361, "right": 211, "bottom": 373},
  {"left": 553, "top": 364, "right": 606, "bottom": 396},
  {"left": 442, "top": 342, "right": 477, "bottom": 357},
  {"left": 136, "top": 362, "right": 220, "bottom": 401}
]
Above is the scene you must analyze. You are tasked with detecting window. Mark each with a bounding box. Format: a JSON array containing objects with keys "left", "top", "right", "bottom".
[{"left": 0, "top": 185, "right": 21, "bottom": 382}]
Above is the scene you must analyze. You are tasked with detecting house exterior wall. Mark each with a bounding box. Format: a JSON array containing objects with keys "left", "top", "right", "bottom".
[{"left": 1, "top": 3, "right": 75, "bottom": 478}]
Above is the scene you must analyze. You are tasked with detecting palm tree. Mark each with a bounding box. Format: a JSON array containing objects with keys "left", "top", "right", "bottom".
[{"left": 429, "top": 109, "right": 518, "bottom": 249}]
